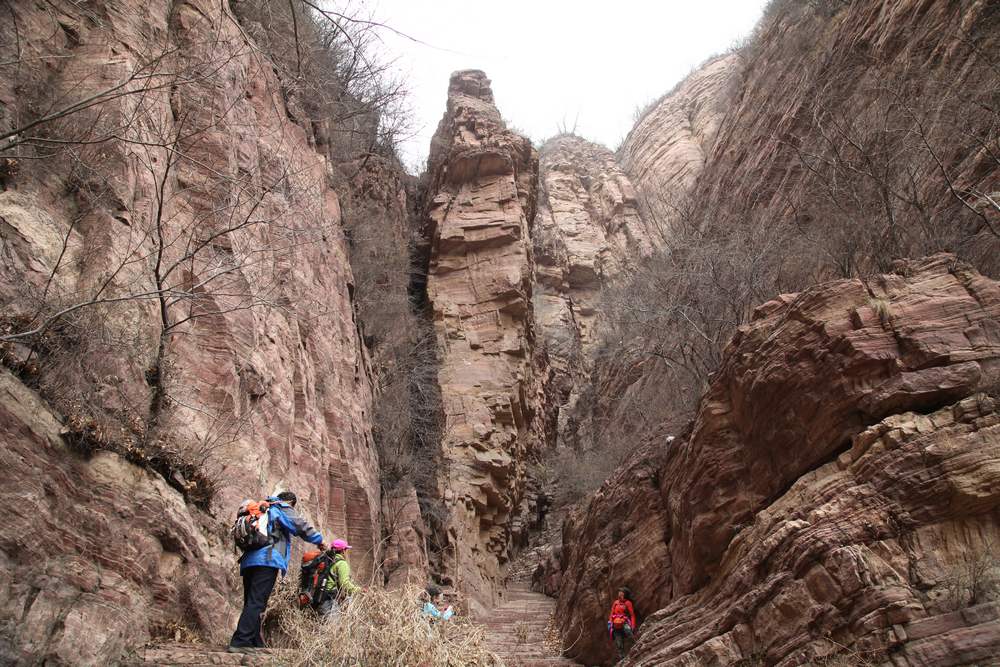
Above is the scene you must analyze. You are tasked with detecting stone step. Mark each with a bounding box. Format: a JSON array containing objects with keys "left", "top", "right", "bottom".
[
  {"left": 486, "top": 647, "right": 563, "bottom": 658},
  {"left": 133, "top": 645, "right": 286, "bottom": 666}
]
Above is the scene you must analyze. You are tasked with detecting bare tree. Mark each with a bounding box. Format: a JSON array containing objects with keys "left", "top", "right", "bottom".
[{"left": 0, "top": 1, "right": 413, "bottom": 506}]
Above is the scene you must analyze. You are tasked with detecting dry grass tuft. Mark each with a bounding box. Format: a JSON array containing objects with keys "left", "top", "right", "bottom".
[{"left": 266, "top": 584, "right": 504, "bottom": 666}]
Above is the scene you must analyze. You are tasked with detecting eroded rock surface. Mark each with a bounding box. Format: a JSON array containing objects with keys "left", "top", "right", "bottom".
[
  {"left": 0, "top": 2, "right": 382, "bottom": 663},
  {"left": 555, "top": 255, "right": 1000, "bottom": 665},
  {"left": 534, "top": 135, "right": 661, "bottom": 448},
  {"left": 420, "top": 70, "right": 551, "bottom": 611},
  {"left": 618, "top": 55, "right": 737, "bottom": 199},
  {"left": 381, "top": 483, "right": 430, "bottom": 589}
]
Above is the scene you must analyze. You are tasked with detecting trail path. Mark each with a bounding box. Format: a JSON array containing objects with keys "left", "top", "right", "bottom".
[
  {"left": 135, "top": 643, "right": 280, "bottom": 666},
  {"left": 479, "top": 581, "right": 583, "bottom": 667},
  {"left": 137, "top": 576, "right": 580, "bottom": 666}
]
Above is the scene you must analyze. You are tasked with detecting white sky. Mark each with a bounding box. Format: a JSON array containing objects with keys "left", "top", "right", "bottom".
[{"left": 367, "top": 1, "right": 770, "bottom": 171}]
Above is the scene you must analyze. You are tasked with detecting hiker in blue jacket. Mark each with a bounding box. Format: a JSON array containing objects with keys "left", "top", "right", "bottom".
[{"left": 228, "top": 490, "right": 323, "bottom": 653}]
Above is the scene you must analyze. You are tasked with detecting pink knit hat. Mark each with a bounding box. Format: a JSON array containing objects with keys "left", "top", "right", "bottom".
[{"left": 332, "top": 539, "right": 351, "bottom": 550}]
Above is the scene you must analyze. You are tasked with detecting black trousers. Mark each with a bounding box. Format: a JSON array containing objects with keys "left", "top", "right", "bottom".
[
  {"left": 230, "top": 566, "right": 279, "bottom": 648},
  {"left": 613, "top": 624, "right": 634, "bottom": 658}
]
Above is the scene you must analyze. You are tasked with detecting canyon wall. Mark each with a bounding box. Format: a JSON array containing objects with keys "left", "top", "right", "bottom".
[
  {"left": 533, "top": 135, "right": 660, "bottom": 450},
  {"left": 618, "top": 54, "right": 737, "bottom": 199},
  {"left": 3, "top": 1, "right": 999, "bottom": 665},
  {"left": 682, "top": 0, "right": 1000, "bottom": 273},
  {"left": 0, "top": 1, "right": 388, "bottom": 663},
  {"left": 419, "top": 71, "right": 551, "bottom": 611},
  {"left": 551, "top": 2, "right": 1000, "bottom": 664},
  {"left": 557, "top": 254, "right": 1000, "bottom": 665}
]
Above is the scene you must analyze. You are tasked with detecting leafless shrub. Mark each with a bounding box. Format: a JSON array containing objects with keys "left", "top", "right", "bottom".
[
  {"left": 514, "top": 620, "right": 530, "bottom": 645},
  {"left": 266, "top": 584, "right": 502, "bottom": 666},
  {"left": 940, "top": 543, "right": 1000, "bottom": 612},
  {"left": 0, "top": 1, "right": 417, "bottom": 509},
  {"left": 233, "top": 0, "right": 413, "bottom": 167},
  {"left": 807, "top": 649, "right": 880, "bottom": 667},
  {"left": 548, "top": 447, "right": 612, "bottom": 506},
  {"left": 596, "top": 200, "right": 790, "bottom": 437}
]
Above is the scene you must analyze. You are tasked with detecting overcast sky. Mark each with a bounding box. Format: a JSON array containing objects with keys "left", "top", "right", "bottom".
[{"left": 367, "top": 1, "right": 769, "bottom": 170}]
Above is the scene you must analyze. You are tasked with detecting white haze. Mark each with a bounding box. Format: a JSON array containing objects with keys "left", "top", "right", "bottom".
[{"left": 365, "top": 0, "right": 770, "bottom": 171}]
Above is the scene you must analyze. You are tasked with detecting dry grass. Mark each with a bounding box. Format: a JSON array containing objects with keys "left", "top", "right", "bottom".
[
  {"left": 265, "top": 584, "right": 504, "bottom": 666},
  {"left": 513, "top": 621, "right": 530, "bottom": 645}
]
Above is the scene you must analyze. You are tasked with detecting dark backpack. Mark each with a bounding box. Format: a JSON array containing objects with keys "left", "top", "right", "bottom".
[
  {"left": 298, "top": 550, "right": 339, "bottom": 610},
  {"left": 231, "top": 500, "right": 273, "bottom": 553}
]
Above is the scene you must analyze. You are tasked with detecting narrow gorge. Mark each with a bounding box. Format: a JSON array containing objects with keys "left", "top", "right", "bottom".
[{"left": 1, "top": 1, "right": 998, "bottom": 666}]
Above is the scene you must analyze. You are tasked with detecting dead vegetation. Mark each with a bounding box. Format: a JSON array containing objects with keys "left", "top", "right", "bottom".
[
  {"left": 590, "top": 2, "right": 1000, "bottom": 459},
  {"left": 0, "top": 1, "right": 415, "bottom": 511},
  {"left": 264, "top": 584, "right": 502, "bottom": 667},
  {"left": 940, "top": 542, "right": 1000, "bottom": 612}
]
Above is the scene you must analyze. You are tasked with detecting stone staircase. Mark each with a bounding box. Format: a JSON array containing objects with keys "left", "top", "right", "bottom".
[
  {"left": 131, "top": 644, "right": 285, "bottom": 666},
  {"left": 480, "top": 582, "right": 582, "bottom": 667}
]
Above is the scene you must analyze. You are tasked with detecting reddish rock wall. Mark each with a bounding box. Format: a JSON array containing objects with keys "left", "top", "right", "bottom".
[
  {"left": 0, "top": 1, "right": 382, "bottom": 662},
  {"left": 534, "top": 136, "right": 661, "bottom": 449},
  {"left": 420, "top": 70, "right": 551, "bottom": 611},
  {"left": 556, "top": 255, "right": 1000, "bottom": 665},
  {"left": 618, "top": 54, "right": 736, "bottom": 198},
  {"left": 552, "top": 2, "right": 1000, "bottom": 661}
]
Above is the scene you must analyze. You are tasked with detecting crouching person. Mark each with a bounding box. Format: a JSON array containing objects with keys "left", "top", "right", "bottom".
[
  {"left": 421, "top": 585, "right": 454, "bottom": 622},
  {"left": 229, "top": 491, "right": 323, "bottom": 653}
]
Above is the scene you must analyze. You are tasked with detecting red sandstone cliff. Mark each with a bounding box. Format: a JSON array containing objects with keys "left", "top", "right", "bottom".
[
  {"left": 4, "top": 1, "right": 1000, "bottom": 665},
  {"left": 550, "top": 1, "right": 1000, "bottom": 664},
  {"left": 0, "top": 2, "right": 390, "bottom": 662},
  {"left": 556, "top": 254, "right": 1000, "bottom": 665},
  {"left": 618, "top": 54, "right": 736, "bottom": 200},
  {"left": 534, "top": 135, "right": 661, "bottom": 451},
  {"left": 419, "top": 70, "right": 552, "bottom": 612}
]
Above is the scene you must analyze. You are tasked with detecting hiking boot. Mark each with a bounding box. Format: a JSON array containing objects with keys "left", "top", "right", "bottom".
[{"left": 226, "top": 645, "right": 255, "bottom": 654}]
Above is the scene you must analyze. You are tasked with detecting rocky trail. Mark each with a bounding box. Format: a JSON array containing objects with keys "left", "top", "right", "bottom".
[
  {"left": 134, "top": 581, "right": 581, "bottom": 666},
  {"left": 480, "top": 582, "right": 583, "bottom": 667},
  {"left": 133, "top": 644, "right": 279, "bottom": 666}
]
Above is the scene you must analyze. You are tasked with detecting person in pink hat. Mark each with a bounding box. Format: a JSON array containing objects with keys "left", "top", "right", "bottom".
[{"left": 317, "top": 538, "right": 361, "bottom": 616}]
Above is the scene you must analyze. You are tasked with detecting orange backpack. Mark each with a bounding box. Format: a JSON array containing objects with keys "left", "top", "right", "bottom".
[
  {"left": 298, "top": 549, "right": 337, "bottom": 609},
  {"left": 231, "top": 500, "right": 272, "bottom": 552}
]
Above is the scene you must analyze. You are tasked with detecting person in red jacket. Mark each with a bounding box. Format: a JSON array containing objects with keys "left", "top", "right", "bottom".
[{"left": 607, "top": 586, "right": 637, "bottom": 660}]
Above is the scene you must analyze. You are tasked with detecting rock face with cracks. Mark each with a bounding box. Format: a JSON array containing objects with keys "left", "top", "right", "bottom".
[
  {"left": 420, "top": 70, "right": 551, "bottom": 612},
  {"left": 618, "top": 54, "right": 737, "bottom": 200},
  {"left": 533, "top": 135, "right": 662, "bottom": 448},
  {"left": 556, "top": 255, "right": 1000, "bottom": 665},
  {"left": 0, "top": 2, "right": 384, "bottom": 663}
]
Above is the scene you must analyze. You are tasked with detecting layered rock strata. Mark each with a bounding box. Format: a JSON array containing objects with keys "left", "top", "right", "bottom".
[
  {"left": 533, "top": 136, "right": 660, "bottom": 448},
  {"left": 555, "top": 254, "right": 1000, "bottom": 665},
  {"left": 420, "top": 71, "right": 550, "bottom": 611},
  {"left": 618, "top": 54, "right": 737, "bottom": 199},
  {"left": 664, "top": 1, "right": 999, "bottom": 269},
  {"left": 0, "top": 1, "right": 382, "bottom": 662}
]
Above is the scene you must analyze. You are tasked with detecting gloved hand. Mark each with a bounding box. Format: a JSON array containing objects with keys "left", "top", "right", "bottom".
[{"left": 607, "top": 621, "right": 613, "bottom": 639}]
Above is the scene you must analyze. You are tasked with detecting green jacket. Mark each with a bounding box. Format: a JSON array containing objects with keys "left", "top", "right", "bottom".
[{"left": 322, "top": 553, "right": 360, "bottom": 595}]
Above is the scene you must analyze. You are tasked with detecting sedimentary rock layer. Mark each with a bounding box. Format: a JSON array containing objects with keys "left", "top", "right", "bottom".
[
  {"left": 0, "top": 2, "right": 381, "bottom": 662},
  {"left": 618, "top": 54, "right": 736, "bottom": 199},
  {"left": 534, "top": 135, "right": 659, "bottom": 448},
  {"left": 556, "top": 254, "right": 1000, "bottom": 665},
  {"left": 420, "top": 70, "right": 550, "bottom": 611}
]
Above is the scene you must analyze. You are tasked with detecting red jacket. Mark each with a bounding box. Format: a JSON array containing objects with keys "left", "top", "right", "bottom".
[{"left": 609, "top": 599, "right": 636, "bottom": 629}]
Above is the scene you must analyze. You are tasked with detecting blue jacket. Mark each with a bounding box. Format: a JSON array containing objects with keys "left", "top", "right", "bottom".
[{"left": 240, "top": 498, "right": 323, "bottom": 573}]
